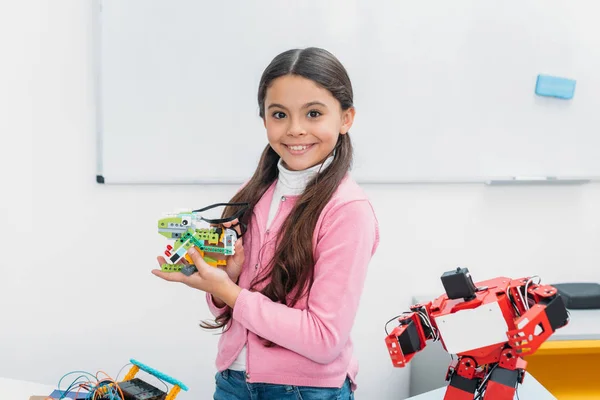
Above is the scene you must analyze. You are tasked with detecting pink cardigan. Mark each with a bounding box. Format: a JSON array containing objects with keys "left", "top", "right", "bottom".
[{"left": 206, "top": 174, "right": 380, "bottom": 391}]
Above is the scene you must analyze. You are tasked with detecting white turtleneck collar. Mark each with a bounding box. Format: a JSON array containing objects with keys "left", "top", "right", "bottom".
[
  {"left": 276, "top": 156, "right": 334, "bottom": 196},
  {"left": 265, "top": 156, "right": 334, "bottom": 229}
]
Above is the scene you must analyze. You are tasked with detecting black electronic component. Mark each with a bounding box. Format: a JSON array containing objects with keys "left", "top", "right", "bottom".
[
  {"left": 397, "top": 319, "right": 422, "bottom": 355},
  {"left": 113, "top": 378, "right": 166, "bottom": 400},
  {"left": 539, "top": 295, "right": 569, "bottom": 330},
  {"left": 441, "top": 267, "right": 478, "bottom": 301}
]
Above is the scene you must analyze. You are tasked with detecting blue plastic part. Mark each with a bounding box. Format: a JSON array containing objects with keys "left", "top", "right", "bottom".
[
  {"left": 129, "top": 359, "right": 189, "bottom": 391},
  {"left": 535, "top": 74, "right": 576, "bottom": 99}
]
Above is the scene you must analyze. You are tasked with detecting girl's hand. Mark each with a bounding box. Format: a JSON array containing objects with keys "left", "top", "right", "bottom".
[
  {"left": 152, "top": 247, "right": 241, "bottom": 308},
  {"left": 219, "top": 218, "right": 245, "bottom": 283}
]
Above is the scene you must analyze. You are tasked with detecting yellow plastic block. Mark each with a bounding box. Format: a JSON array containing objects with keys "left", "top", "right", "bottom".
[
  {"left": 165, "top": 385, "right": 181, "bottom": 400},
  {"left": 122, "top": 365, "right": 140, "bottom": 381},
  {"left": 524, "top": 340, "right": 600, "bottom": 400}
]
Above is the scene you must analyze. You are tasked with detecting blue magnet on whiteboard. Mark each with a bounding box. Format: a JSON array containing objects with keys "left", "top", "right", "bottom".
[{"left": 535, "top": 74, "right": 576, "bottom": 99}]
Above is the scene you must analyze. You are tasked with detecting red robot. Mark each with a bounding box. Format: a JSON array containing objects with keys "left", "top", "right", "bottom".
[{"left": 385, "top": 267, "right": 569, "bottom": 400}]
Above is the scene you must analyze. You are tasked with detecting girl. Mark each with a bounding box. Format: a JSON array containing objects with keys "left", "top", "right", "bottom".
[{"left": 153, "top": 47, "right": 379, "bottom": 399}]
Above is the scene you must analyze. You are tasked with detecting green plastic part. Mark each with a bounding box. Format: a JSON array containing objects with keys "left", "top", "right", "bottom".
[
  {"left": 158, "top": 216, "right": 183, "bottom": 228},
  {"left": 195, "top": 228, "right": 220, "bottom": 244},
  {"left": 203, "top": 245, "right": 226, "bottom": 254},
  {"left": 203, "top": 256, "right": 217, "bottom": 264},
  {"left": 161, "top": 263, "right": 182, "bottom": 272},
  {"left": 181, "top": 232, "right": 228, "bottom": 254}
]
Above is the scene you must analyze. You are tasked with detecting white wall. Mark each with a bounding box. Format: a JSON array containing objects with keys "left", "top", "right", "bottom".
[{"left": 2, "top": 1, "right": 599, "bottom": 399}]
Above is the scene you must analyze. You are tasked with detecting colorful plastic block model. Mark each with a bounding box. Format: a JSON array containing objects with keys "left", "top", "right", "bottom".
[{"left": 158, "top": 202, "right": 248, "bottom": 275}]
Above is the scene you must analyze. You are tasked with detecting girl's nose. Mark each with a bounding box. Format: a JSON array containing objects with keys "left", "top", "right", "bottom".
[{"left": 287, "top": 120, "right": 307, "bottom": 136}]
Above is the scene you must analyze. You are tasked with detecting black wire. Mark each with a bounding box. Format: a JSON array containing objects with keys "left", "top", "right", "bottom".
[
  {"left": 384, "top": 312, "right": 412, "bottom": 335},
  {"left": 473, "top": 363, "right": 499, "bottom": 400},
  {"left": 384, "top": 314, "right": 404, "bottom": 335},
  {"left": 508, "top": 290, "right": 521, "bottom": 316},
  {"left": 192, "top": 202, "right": 249, "bottom": 223},
  {"left": 192, "top": 202, "right": 249, "bottom": 213},
  {"left": 473, "top": 381, "right": 487, "bottom": 400},
  {"left": 474, "top": 367, "right": 521, "bottom": 400}
]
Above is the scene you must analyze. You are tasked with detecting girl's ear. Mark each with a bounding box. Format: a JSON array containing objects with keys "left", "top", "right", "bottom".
[{"left": 340, "top": 107, "right": 356, "bottom": 135}]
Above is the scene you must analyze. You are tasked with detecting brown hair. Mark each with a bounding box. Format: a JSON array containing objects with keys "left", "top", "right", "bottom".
[{"left": 201, "top": 48, "right": 355, "bottom": 342}]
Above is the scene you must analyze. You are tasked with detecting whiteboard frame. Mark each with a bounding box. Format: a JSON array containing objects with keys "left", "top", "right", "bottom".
[{"left": 93, "top": 0, "right": 600, "bottom": 186}]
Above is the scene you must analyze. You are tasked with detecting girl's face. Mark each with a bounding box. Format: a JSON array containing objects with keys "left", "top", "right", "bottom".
[{"left": 263, "top": 75, "right": 355, "bottom": 171}]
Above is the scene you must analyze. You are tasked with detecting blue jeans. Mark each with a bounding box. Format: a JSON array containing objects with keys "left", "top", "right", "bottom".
[{"left": 214, "top": 369, "right": 355, "bottom": 400}]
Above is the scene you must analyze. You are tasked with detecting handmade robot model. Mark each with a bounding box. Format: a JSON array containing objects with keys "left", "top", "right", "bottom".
[
  {"left": 157, "top": 202, "right": 248, "bottom": 275},
  {"left": 101, "top": 359, "right": 187, "bottom": 400},
  {"left": 54, "top": 358, "right": 187, "bottom": 400},
  {"left": 384, "top": 267, "right": 569, "bottom": 400}
]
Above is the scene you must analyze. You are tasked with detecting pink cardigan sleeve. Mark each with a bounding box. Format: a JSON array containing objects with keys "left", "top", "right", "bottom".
[
  {"left": 207, "top": 293, "right": 229, "bottom": 317},
  {"left": 231, "top": 200, "right": 379, "bottom": 364}
]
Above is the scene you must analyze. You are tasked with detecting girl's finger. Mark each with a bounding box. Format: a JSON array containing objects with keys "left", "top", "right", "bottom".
[
  {"left": 186, "top": 248, "right": 212, "bottom": 278},
  {"left": 152, "top": 269, "right": 185, "bottom": 282},
  {"left": 222, "top": 218, "right": 238, "bottom": 229},
  {"left": 234, "top": 238, "right": 243, "bottom": 250},
  {"left": 218, "top": 219, "right": 243, "bottom": 242}
]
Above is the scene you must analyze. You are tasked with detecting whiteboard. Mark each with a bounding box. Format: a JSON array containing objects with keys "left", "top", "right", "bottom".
[{"left": 96, "top": 0, "right": 600, "bottom": 184}]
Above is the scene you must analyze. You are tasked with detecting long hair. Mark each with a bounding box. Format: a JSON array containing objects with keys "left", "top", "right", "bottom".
[{"left": 200, "top": 48, "right": 355, "bottom": 340}]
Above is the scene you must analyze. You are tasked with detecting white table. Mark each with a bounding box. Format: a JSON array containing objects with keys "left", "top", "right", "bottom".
[
  {"left": 407, "top": 373, "right": 555, "bottom": 400},
  {"left": 0, "top": 376, "right": 56, "bottom": 400}
]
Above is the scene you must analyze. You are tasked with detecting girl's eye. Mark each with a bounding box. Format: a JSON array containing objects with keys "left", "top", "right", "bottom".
[
  {"left": 272, "top": 111, "right": 286, "bottom": 119},
  {"left": 308, "top": 110, "right": 321, "bottom": 118}
]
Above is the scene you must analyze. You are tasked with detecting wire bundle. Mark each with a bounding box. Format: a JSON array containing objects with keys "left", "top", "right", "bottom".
[
  {"left": 52, "top": 363, "right": 170, "bottom": 400},
  {"left": 518, "top": 275, "right": 541, "bottom": 312},
  {"left": 415, "top": 309, "right": 440, "bottom": 342},
  {"left": 384, "top": 308, "right": 440, "bottom": 342},
  {"left": 473, "top": 363, "right": 521, "bottom": 400},
  {"left": 53, "top": 366, "right": 128, "bottom": 400}
]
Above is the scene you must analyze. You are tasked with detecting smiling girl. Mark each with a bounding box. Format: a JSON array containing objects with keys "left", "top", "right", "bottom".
[{"left": 154, "top": 47, "right": 380, "bottom": 400}]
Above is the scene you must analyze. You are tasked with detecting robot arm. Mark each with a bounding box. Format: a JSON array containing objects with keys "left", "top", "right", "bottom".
[
  {"left": 506, "top": 278, "right": 569, "bottom": 356},
  {"left": 385, "top": 302, "right": 440, "bottom": 368}
]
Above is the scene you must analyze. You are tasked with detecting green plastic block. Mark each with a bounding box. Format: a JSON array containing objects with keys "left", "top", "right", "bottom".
[
  {"left": 201, "top": 245, "right": 226, "bottom": 254},
  {"left": 203, "top": 256, "right": 217, "bottom": 264},
  {"left": 161, "top": 263, "right": 182, "bottom": 272},
  {"left": 158, "top": 217, "right": 182, "bottom": 228}
]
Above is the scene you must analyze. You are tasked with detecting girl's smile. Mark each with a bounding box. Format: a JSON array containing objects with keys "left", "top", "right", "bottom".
[{"left": 283, "top": 143, "right": 316, "bottom": 155}]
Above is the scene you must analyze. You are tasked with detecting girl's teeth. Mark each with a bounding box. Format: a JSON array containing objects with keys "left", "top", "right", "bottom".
[{"left": 289, "top": 145, "right": 308, "bottom": 151}]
